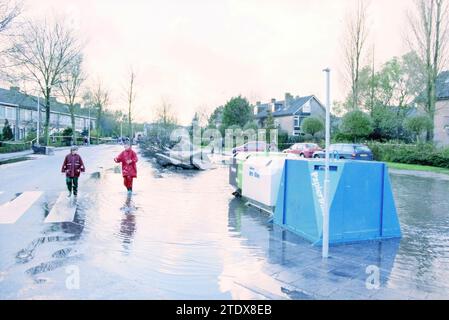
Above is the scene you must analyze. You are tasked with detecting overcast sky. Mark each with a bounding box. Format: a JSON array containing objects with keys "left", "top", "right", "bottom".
[{"left": 21, "top": 0, "right": 413, "bottom": 125}]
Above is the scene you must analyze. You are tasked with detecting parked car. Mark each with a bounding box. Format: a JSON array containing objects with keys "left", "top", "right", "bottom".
[
  {"left": 283, "top": 143, "right": 322, "bottom": 158},
  {"left": 232, "top": 141, "right": 268, "bottom": 154},
  {"left": 312, "top": 143, "right": 374, "bottom": 161}
]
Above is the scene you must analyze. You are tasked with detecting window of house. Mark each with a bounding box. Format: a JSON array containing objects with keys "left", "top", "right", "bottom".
[
  {"left": 0, "top": 106, "right": 5, "bottom": 118},
  {"left": 20, "top": 109, "right": 32, "bottom": 121},
  {"left": 76, "top": 117, "right": 83, "bottom": 129},
  {"left": 5, "top": 107, "right": 15, "bottom": 119},
  {"left": 303, "top": 101, "right": 311, "bottom": 114},
  {"left": 293, "top": 116, "right": 300, "bottom": 128}
]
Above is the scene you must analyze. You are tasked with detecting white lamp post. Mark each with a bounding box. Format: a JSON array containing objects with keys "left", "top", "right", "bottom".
[
  {"left": 88, "top": 106, "right": 91, "bottom": 145},
  {"left": 36, "top": 95, "right": 40, "bottom": 146},
  {"left": 322, "top": 68, "right": 331, "bottom": 259}
]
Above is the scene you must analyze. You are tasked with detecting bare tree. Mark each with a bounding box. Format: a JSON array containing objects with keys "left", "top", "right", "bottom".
[
  {"left": 0, "top": 0, "right": 21, "bottom": 33},
  {"left": 59, "top": 54, "right": 86, "bottom": 144},
  {"left": 194, "top": 105, "right": 210, "bottom": 128},
  {"left": 4, "top": 18, "right": 83, "bottom": 145},
  {"left": 408, "top": 0, "right": 449, "bottom": 141},
  {"left": 126, "top": 69, "right": 136, "bottom": 142},
  {"left": 84, "top": 82, "right": 109, "bottom": 140},
  {"left": 343, "top": 0, "right": 370, "bottom": 110},
  {"left": 156, "top": 99, "right": 178, "bottom": 126}
]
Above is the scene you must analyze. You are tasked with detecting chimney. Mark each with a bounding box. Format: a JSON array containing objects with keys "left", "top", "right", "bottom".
[
  {"left": 271, "top": 99, "right": 276, "bottom": 112},
  {"left": 10, "top": 86, "right": 20, "bottom": 92},
  {"left": 285, "top": 93, "right": 293, "bottom": 108},
  {"left": 256, "top": 101, "right": 261, "bottom": 106}
]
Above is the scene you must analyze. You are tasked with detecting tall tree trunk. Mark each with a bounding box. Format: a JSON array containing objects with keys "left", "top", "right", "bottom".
[{"left": 427, "top": 0, "right": 444, "bottom": 142}]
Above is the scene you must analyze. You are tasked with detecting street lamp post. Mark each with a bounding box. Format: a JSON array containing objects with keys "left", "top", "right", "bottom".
[
  {"left": 88, "top": 106, "right": 91, "bottom": 146},
  {"left": 322, "top": 68, "right": 331, "bottom": 259},
  {"left": 36, "top": 95, "right": 40, "bottom": 146}
]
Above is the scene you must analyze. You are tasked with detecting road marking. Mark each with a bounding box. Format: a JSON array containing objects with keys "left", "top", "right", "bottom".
[
  {"left": 0, "top": 191, "right": 43, "bottom": 224},
  {"left": 44, "top": 192, "right": 77, "bottom": 223}
]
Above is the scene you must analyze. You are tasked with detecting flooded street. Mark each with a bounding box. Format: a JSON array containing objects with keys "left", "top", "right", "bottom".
[{"left": 1, "top": 145, "right": 449, "bottom": 299}]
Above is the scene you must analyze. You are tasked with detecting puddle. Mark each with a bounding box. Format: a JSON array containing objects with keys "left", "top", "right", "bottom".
[{"left": 0, "top": 157, "right": 34, "bottom": 166}]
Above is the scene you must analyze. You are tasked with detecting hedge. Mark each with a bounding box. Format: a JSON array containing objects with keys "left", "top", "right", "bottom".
[
  {"left": 0, "top": 142, "right": 30, "bottom": 153},
  {"left": 367, "top": 142, "right": 449, "bottom": 169}
]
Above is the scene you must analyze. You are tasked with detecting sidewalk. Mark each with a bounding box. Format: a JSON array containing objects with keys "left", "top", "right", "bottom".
[{"left": 0, "top": 149, "right": 34, "bottom": 161}]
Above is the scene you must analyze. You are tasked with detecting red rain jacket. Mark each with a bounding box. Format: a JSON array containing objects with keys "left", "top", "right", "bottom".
[
  {"left": 114, "top": 149, "right": 138, "bottom": 178},
  {"left": 61, "top": 154, "right": 85, "bottom": 178}
]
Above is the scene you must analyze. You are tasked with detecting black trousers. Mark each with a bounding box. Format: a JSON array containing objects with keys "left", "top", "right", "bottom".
[{"left": 66, "top": 177, "right": 79, "bottom": 195}]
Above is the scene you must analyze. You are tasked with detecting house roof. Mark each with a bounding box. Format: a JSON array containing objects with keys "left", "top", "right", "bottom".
[
  {"left": 436, "top": 71, "right": 449, "bottom": 101},
  {"left": 254, "top": 95, "right": 315, "bottom": 119},
  {"left": 0, "top": 87, "right": 91, "bottom": 117}
]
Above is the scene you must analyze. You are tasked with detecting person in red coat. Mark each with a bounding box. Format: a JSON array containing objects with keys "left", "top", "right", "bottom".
[
  {"left": 114, "top": 144, "right": 138, "bottom": 194},
  {"left": 61, "top": 146, "right": 86, "bottom": 197}
]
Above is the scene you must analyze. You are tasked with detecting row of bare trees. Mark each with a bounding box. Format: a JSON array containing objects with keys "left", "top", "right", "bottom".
[
  {"left": 342, "top": 0, "right": 449, "bottom": 142},
  {"left": 0, "top": 1, "right": 137, "bottom": 145},
  {"left": 5, "top": 19, "right": 85, "bottom": 145}
]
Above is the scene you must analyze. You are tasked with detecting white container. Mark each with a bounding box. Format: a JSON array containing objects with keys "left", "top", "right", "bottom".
[{"left": 242, "top": 156, "right": 287, "bottom": 207}]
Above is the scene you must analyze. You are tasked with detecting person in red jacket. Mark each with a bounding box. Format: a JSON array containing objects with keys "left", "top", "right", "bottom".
[
  {"left": 114, "top": 144, "right": 138, "bottom": 195},
  {"left": 61, "top": 146, "right": 86, "bottom": 197}
]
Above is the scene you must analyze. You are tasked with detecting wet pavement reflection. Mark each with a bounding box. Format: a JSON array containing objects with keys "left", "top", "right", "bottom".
[{"left": 0, "top": 145, "right": 448, "bottom": 299}]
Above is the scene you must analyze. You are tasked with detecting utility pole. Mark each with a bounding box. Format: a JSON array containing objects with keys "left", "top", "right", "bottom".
[
  {"left": 88, "top": 106, "right": 91, "bottom": 145},
  {"left": 120, "top": 117, "right": 123, "bottom": 140},
  {"left": 36, "top": 95, "right": 40, "bottom": 146},
  {"left": 322, "top": 68, "right": 331, "bottom": 259}
]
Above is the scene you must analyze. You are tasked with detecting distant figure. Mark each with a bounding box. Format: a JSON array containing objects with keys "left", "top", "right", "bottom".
[
  {"left": 114, "top": 144, "right": 138, "bottom": 195},
  {"left": 61, "top": 146, "right": 85, "bottom": 198},
  {"left": 268, "top": 142, "right": 278, "bottom": 153},
  {"left": 84, "top": 137, "right": 88, "bottom": 146}
]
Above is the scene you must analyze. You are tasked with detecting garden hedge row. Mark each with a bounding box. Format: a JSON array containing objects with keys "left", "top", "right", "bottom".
[{"left": 367, "top": 142, "right": 449, "bottom": 169}]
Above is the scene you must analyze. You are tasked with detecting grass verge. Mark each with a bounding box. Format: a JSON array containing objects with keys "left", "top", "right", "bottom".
[{"left": 386, "top": 162, "right": 449, "bottom": 175}]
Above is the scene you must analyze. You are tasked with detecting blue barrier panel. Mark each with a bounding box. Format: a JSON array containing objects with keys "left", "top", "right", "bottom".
[{"left": 274, "top": 159, "right": 401, "bottom": 245}]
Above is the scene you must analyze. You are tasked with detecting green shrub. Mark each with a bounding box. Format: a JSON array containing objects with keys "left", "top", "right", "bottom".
[
  {"left": 301, "top": 117, "right": 324, "bottom": 138},
  {"left": 366, "top": 142, "right": 449, "bottom": 169},
  {"left": 2, "top": 119, "right": 14, "bottom": 141},
  {"left": 340, "top": 110, "right": 373, "bottom": 142},
  {"left": 0, "top": 142, "right": 30, "bottom": 153}
]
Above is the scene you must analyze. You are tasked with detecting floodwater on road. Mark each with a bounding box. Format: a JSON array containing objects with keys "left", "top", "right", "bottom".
[{"left": 0, "top": 145, "right": 449, "bottom": 299}]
